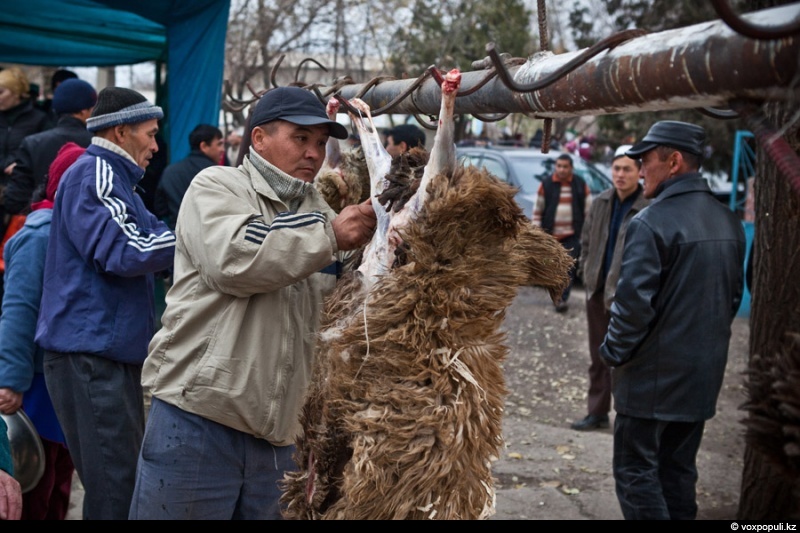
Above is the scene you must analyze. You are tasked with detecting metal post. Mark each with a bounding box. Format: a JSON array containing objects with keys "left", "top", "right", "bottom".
[{"left": 321, "top": 4, "right": 799, "bottom": 119}]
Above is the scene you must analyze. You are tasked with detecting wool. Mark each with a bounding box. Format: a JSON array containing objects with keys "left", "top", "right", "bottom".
[
  {"left": 51, "top": 79, "right": 97, "bottom": 115},
  {"left": 47, "top": 142, "right": 85, "bottom": 202},
  {"left": 281, "top": 163, "right": 572, "bottom": 520},
  {"left": 86, "top": 87, "right": 162, "bottom": 132},
  {"left": 282, "top": 71, "right": 571, "bottom": 519},
  {"left": 314, "top": 147, "right": 368, "bottom": 213}
]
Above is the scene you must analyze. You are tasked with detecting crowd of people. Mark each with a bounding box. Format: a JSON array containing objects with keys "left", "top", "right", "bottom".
[{"left": 0, "top": 64, "right": 745, "bottom": 521}]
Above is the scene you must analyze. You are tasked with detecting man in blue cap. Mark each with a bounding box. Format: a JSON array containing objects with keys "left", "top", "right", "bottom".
[
  {"left": 130, "top": 86, "right": 376, "bottom": 520},
  {"left": 600, "top": 120, "right": 746, "bottom": 519}
]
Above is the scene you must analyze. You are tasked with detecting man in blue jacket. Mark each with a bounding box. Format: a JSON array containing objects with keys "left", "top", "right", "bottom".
[
  {"left": 35, "top": 87, "right": 175, "bottom": 520},
  {"left": 600, "top": 121, "right": 745, "bottom": 520}
]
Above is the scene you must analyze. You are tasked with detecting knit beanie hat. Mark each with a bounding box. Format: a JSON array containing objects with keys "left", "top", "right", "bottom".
[
  {"left": 86, "top": 87, "right": 163, "bottom": 132},
  {"left": 51, "top": 69, "right": 78, "bottom": 92},
  {"left": 0, "top": 67, "right": 30, "bottom": 98},
  {"left": 52, "top": 79, "right": 98, "bottom": 115},
  {"left": 47, "top": 142, "right": 86, "bottom": 201}
]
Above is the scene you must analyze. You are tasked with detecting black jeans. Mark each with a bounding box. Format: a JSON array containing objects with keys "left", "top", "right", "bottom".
[
  {"left": 559, "top": 234, "right": 581, "bottom": 303},
  {"left": 613, "top": 414, "right": 705, "bottom": 520},
  {"left": 43, "top": 351, "right": 144, "bottom": 520}
]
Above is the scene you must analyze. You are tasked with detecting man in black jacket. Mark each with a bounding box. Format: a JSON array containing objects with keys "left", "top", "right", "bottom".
[
  {"left": 154, "top": 124, "right": 224, "bottom": 230},
  {"left": 600, "top": 121, "right": 745, "bottom": 520},
  {"left": 4, "top": 78, "right": 96, "bottom": 216}
]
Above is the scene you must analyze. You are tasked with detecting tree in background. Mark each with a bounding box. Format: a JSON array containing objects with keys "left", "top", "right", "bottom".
[
  {"left": 735, "top": 0, "right": 800, "bottom": 518},
  {"left": 386, "top": 0, "right": 535, "bottom": 139},
  {"left": 567, "top": 0, "right": 760, "bottom": 175},
  {"left": 223, "top": 0, "right": 416, "bottom": 125},
  {"left": 740, "top": 99, "right": 800, "bottom": 520},
  {"left": 387, "top": 0, "right": 533, "bottom": 74}
]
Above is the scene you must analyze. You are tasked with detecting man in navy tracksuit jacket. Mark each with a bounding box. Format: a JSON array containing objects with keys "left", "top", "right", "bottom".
[{"left": 35, "top": 87, "right": 175, "bottom": 520}]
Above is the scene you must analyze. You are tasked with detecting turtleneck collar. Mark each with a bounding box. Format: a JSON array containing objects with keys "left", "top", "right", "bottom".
[
  {"left": 92, "top": 137, "right": 139, "bottom": 167},
  {"left": 247, "top": 146, "right": 312, "bottom": 211}
]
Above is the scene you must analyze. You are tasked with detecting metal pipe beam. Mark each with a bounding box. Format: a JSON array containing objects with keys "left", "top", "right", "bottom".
[{"left": 325, "top": 3, "right": 800, "bottom": 118}]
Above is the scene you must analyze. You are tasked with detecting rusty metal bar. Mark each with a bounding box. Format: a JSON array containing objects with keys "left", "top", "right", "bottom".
[{"left": 323, "top": 4, "right": 799, "bottom": 119}]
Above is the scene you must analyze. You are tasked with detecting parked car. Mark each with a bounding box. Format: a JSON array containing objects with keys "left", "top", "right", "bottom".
[{"left": 456, "top": 146, "right": 613, "bottom": 219}]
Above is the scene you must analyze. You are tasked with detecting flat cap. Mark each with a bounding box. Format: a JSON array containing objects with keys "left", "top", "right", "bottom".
[{"left": 626, "top": 120, "right": 706, "bottom": 159}]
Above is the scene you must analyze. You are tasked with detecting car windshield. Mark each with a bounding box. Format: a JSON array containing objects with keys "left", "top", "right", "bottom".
[
  {"left": 505, "top": 155, "right": 550, "bottom": 194},
  {"left": 506, "top": 153, "right": 612, "bottom": 195}
]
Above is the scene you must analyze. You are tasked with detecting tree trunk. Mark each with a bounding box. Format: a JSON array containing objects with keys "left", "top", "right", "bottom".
[{"left": 737, "top": 96, "right": 800, "bottom": 518}]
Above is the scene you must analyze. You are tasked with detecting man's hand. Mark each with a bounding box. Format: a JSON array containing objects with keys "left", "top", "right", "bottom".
[
  {"left": 0, "top": 469, "right": 21, "bottom": 520},
  {"left": 332, "top": 199, "right": 377, "bottom": 251},
  {"left": 0, "top": 389, "right": 22, "bottom": 415}
]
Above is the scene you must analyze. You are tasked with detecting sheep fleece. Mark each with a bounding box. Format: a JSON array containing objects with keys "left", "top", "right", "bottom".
[{"left": 280, "top": 164, "right": 572, "bottom": 519}]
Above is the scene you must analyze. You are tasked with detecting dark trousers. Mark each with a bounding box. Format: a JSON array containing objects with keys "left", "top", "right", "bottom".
[
  {"left": 43, "top": 351, "right": 144, "bottom": 520},
  {"left": 613, "top": 414, "right": 705, "bottom": 520},
  {"left": 559, "top": 234, "right": 581, "bottom": 303},
  {"left": 585, "top": 289, "right": 612, "bottom": 416},
  {"left": 21, "top": 438, "right": 74, "bottom": 520}
]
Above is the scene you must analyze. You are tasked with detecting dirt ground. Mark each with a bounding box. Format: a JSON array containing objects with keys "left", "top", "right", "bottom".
[
  {"left": 66, "top": 283, "right": 749, "bottom": 520},
  {"left": 490, "top": 284, "right": 749, "bottom": 520}
]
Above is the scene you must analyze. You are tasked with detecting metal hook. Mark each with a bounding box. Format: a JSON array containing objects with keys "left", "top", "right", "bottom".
[
  {"left": 367, "top": 67, "right": 435, "bottom": 116},
  {"left": 486, "top": 29, "right": 647, "bottom": 93},
  {"left": 710, "top": 0, "right": 800, "bottom": 40},
  {"left": 270, "top": 54, "right": 286, "bottom": 89},
  {"left": 295, "top": 57, "right": 328, "bottom": 84}
]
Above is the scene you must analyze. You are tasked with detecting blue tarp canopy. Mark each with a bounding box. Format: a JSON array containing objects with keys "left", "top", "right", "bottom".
[{"left": 0, "top": 0, "right": 231, "bottom": 163}]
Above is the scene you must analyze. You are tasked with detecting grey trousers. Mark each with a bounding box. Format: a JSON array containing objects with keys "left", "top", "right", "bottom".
[{"left": 43, "top": 351, "right": 144, "bottom": 520}]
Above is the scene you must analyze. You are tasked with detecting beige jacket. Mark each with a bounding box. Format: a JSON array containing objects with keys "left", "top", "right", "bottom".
[
  {"left": 578, "top": 186, "right": 649, "bottom": 309},
  {"left": 143, "top": 156, "right": 342, "bottom": 445}
]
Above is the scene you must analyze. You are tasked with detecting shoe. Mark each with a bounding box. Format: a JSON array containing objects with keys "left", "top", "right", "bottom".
[
  {"left": 554, "top": 301, "right": 569, "bottom": 313},
  {"left": 570, "top": 414, "right": 609, "bottom": 431}
]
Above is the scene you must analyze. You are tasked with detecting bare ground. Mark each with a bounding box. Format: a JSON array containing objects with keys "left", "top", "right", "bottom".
[
  {"left": 66, "top": 283, "right": 749, "bottom": 520},
  {"left": 491, "top": 284, "right": 748, "bottom": 520}
]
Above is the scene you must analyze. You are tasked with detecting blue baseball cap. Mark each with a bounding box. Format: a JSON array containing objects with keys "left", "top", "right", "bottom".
[{"left": 250, "top": 87, "right": 347, "bottom": 139}]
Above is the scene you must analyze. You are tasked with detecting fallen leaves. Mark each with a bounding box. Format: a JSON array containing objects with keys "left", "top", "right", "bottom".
[{"left": 537, "top": 480, "right": 581, "bottom": 495}]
